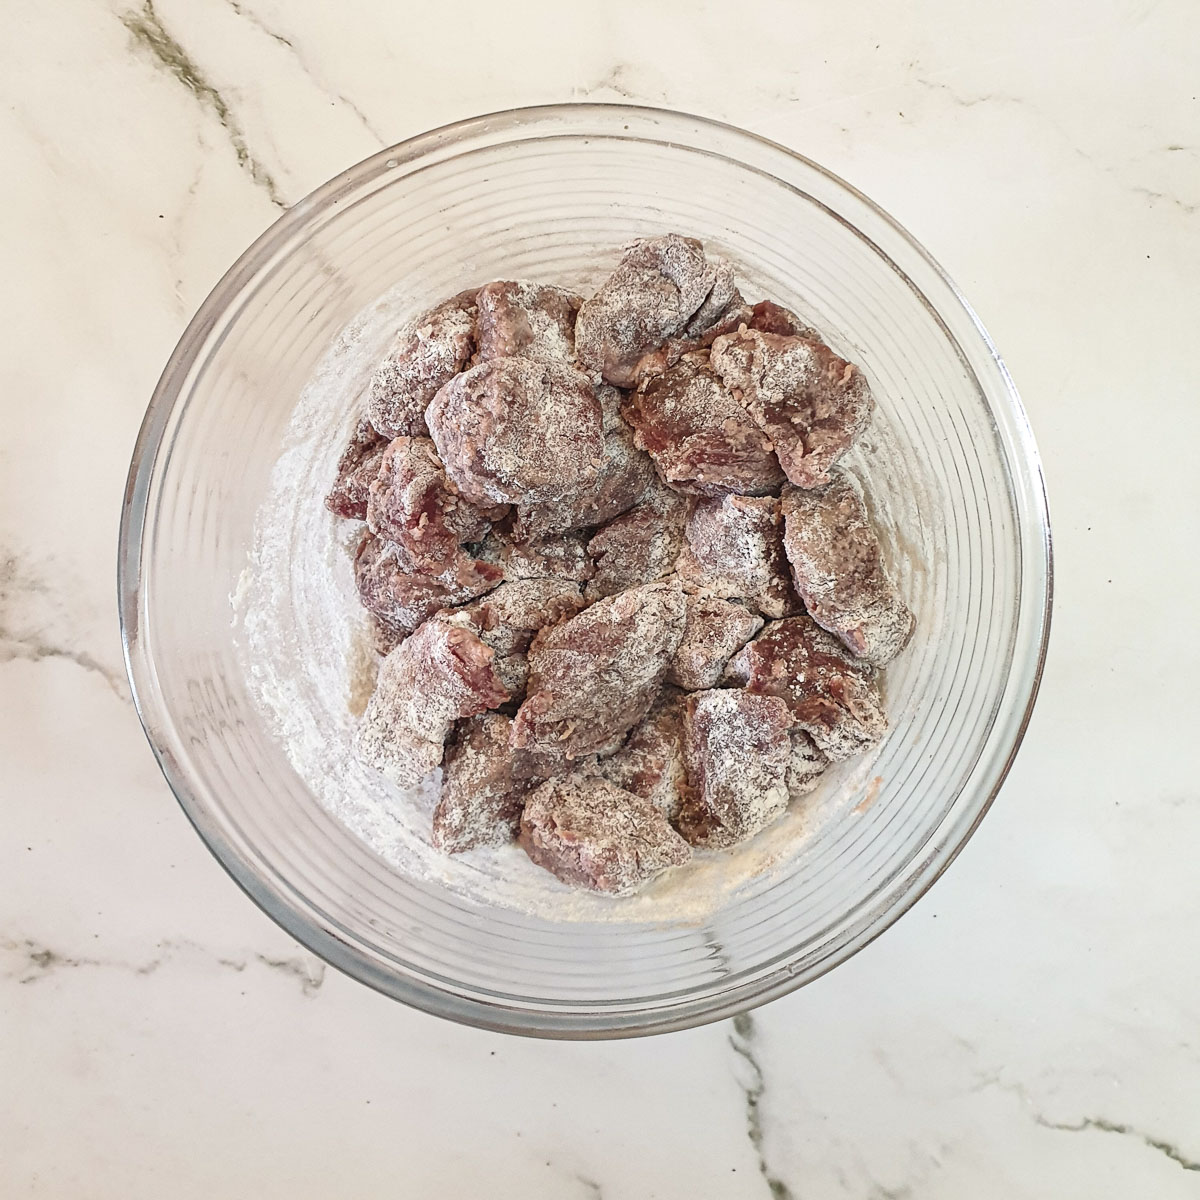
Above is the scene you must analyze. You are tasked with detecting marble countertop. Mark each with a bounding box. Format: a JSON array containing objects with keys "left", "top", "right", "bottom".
[{"left": 4, "top": 1, "right": 1199, "bottom": 1196}]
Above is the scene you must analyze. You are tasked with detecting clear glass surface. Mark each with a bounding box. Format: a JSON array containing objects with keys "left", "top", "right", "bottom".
[{"left": 119, "top": 104, "right": 1052, "bottom": 1038}]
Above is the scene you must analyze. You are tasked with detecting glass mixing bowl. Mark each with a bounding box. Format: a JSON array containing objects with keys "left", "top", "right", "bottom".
[{"left": 119, "top": 104, "right": 1051, "bottom": 1038}]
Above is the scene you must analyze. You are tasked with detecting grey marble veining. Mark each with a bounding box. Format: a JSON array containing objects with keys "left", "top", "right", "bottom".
[{"left": 120, "top": 0, "right": 288, "bottom": 207}]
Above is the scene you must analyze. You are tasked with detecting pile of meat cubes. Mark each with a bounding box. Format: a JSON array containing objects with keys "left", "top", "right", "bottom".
[{"left": 325, "top": 235, "right": 913, "bottom": 896}]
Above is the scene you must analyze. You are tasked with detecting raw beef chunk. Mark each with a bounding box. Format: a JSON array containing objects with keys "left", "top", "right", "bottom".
[
  {"left": 585, "top": 482, "right": 689, "bottom": 601},
  {"left": 781, "top": 473, "right": 913, "bottom": 666},
  {"left": 786, "top": 730, "right": 827, "bottom": 801},
  {"left": 596, "top": 686, "right": 688, "bottom": 820},
  {"left": 519, "top": 774, "right": 691, "bottom": 894},
  {"left": 495, "top": 529, "right": 596, "bottom": 583},
  {"left": 514, "top": 391, "right": 656, "bottom": 536},
  {"left": 326, "top": 419, "right": 387, "bottom": 520},
  {"left": 354, "top": 534, "right": 502, "bottom": 634},
  {"left": 575, "top": 234, "right": 743, "bottom": 387},
  {"left": 622, "top": 351, "right": 784, "bottom": 496},
  {"left": 746, "top": 299, "right": 820, "bottom": 340},
  {"left": 512, "top": 579, "right": 686, "bottom": 761},
  {"left": 475, "top": 280, "right": 581, "bottom": 365},
  {"left": 727, "top": 616, "right": 886, "bottom": 761},
  {"left": 666, "top": 595, "right": 764, "bottom": 690},
  {"left": 458, "top": 579, "right": 585, "bottom": 705},
  {"left": 356, "top": 613, "right": 509, "bottom": 787},
  {"left": 676, "top": 690, "right": 793, "bottom": 849},
  {"left": 563, "top": 418, "right": 657, "bottom": 529},
  {"left": 367, "top": 291, "right": 477, "bottom": 438},
  {"left": 426, "top": 357, "right": 604, "bottom": 508},
  {"left": 676, "top": 494, "right": 800, "bottom": 619},
  {"left": 366, "top": 436, "right": 495, "bottom": 573},
  {"left": 433, "top": 713, "right": 532, "bottom": 852},
  {"left": 462, "top": 579, "right": 586, "bottom": 658},
  {"left": 710, "top": 326, "right": 873, "bottom": 489}
]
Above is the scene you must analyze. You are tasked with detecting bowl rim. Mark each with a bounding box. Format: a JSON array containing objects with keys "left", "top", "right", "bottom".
[{"left": 118, "top": 101, "right": 1053, "bottom": 1039}]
